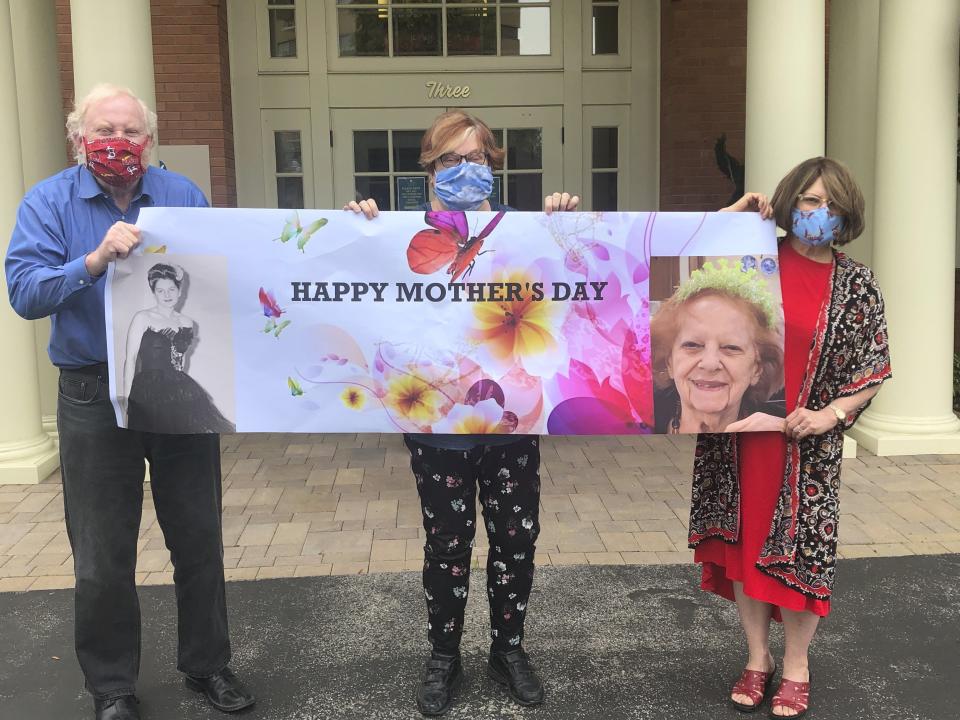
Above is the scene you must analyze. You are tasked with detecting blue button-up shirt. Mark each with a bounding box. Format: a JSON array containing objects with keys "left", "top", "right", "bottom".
[{"left": 6, "top": 165, "right": 207, "bottom": 368}]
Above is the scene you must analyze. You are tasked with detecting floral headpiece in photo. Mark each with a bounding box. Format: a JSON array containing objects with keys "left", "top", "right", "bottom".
[{"left": 673, "top": 258, "right": 778, "bottom": 328}]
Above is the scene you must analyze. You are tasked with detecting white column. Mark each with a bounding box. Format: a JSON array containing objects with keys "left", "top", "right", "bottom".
[
  {"left": 0, "top": 0, "right": 60, "bottom": 484},
  {"left": 69, "top": 0, "right": 156, "bottom": 112},
  {"left": 10, "top": 0, "right": 65, "bottom": 440},
  {"left": 825, "top": 0, "right": 880, "bottom": 267},
  {"left": 744, "top": 0, "right": 825, "bottom": 194},
  {"left": 743, "top": 3, "right": 855, "bottom": 454},
  {"left": 847, "top": 0, "right": 960, "bottom": 455}
]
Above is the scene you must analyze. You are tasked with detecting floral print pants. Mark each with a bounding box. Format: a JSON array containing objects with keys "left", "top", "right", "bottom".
[{"left": 405, "top": 436, "right": 541, "bottom": 653}]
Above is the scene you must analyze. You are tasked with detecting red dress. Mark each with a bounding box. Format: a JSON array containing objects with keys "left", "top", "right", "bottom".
[{"left": 694, "top": 241, "right": 833, "bottom": 619}]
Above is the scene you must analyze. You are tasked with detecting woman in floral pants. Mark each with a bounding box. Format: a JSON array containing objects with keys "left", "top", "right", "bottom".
[
  {"left": 406, "top": 435, "right": 542, "bottom": 710},
  {"left": 346, "top": 109, "right": 578, "bottom": 716}
]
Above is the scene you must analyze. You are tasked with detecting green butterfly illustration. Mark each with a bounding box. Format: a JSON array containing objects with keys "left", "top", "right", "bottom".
[
  {"left": 274, "top": 211, "right": 327, "bottom": 253},
  {"left": 287, "top": 377, "right": 304, "bottom": 396}
]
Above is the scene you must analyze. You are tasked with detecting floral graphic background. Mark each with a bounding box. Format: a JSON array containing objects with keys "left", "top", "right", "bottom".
[{"left": 111, "top": 208, "right": 780, "bottom": 434}]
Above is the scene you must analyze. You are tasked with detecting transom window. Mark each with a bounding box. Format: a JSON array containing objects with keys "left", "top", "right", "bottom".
[
  {"left": 267, "top": 0, "right": 298, "bottom": 57},
  {"left": 336, "top": 1, "right": 552, "bottom": 57}
]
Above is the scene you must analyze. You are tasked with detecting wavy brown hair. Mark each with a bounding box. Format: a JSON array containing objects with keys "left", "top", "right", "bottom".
[
  {"left": 419, "top": 111, "right": 505, "bottom": 173},
  {"left": 770, "top": 156, "right": 865, "bottom": 246}
]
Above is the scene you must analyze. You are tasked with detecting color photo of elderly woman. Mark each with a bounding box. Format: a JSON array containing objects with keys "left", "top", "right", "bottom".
[{"left": 649, "top": 258, "right": 786, "bottom": 434}]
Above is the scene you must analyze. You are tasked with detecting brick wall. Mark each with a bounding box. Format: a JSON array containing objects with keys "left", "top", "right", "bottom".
[
  {"left": 54, "top": 0, "right": 236, "bottom": 208},
  {"left": 659, "top": 0, "right": 748, "bottom": 211}
]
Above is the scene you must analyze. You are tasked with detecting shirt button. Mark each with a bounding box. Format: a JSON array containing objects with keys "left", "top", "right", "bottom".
[{"left": 79, "top": 280, "right": 85, "bottom": 285}]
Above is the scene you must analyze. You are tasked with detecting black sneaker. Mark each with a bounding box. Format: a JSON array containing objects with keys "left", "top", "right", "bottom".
[
  {"left": 488, "top": 645, "right": 545, "bottom": 706},
  {"left": 416, "top": 649, "right": 463, "bottom": 716}
]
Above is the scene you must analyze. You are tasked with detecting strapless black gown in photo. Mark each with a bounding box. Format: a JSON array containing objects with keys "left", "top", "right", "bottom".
[{"left": 127, "top": 326, "right": 235, "bottom": 434}]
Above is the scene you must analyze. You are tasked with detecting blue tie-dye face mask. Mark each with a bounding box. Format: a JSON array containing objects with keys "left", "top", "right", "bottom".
[
  {"left": 433, "top": 162, "right": 493, "bottom": 211},
  {"left": 791, "top": 206, "right": 845, "bottom": 247}
]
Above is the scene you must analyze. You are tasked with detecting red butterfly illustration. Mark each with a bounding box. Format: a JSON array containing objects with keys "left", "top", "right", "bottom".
[{"left": 407, "top": 210, "right": 506, "bottom": 282}]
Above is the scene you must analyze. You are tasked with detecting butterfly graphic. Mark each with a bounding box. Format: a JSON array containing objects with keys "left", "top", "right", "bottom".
[
  {"left": 259, "top": 287, "right": 291, "bottom": 337},
  {"left": 274, "top": 212, "right": 328, "bottom": 252},
  {"left": 287, "top": 377, "right": 304, "bottom": 396},
  {"left": 407, "top": 210, "right": 506, "bottom": 282}
]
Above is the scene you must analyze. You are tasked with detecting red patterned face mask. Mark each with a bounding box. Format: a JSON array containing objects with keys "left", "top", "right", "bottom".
[{"left": 83, "top": 137, "right": 146, "bottom": 188}]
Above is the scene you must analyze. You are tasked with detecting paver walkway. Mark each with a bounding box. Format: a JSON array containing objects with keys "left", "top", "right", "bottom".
[{"left": 1, "top": 434, "right": 959, "bottom": 592}]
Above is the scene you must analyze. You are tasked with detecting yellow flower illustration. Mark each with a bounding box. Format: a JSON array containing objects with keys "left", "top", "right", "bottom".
[
  {"left": 471, "top": 272, "right": 559, "bottom": 365},
  {"left": 384, "top": 373, "right": 444, "bottom": 425},
  {"left": 340, "top": 386, "right": 366, "bottom": 410}
]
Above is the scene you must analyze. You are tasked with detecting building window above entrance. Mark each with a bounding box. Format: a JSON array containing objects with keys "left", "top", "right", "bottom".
[
  {"left": 336, "top": 1, "right": 551, "bottom": 58},
  {"left": 267, "top": 0, "right": 297, "bottom": 57}
]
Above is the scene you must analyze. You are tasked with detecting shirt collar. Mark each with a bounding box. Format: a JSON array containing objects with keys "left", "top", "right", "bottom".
[{"left": 78, "top": 164, "right": 155, "bottom": 203}]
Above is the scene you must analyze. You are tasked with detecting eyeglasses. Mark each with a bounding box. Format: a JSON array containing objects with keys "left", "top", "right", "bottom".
[
  {"left": 796, "top": 193, "right": 837, "bottom": 211},
  {"left": 437, "top": 151, "right": 488, "bottom": 168}
]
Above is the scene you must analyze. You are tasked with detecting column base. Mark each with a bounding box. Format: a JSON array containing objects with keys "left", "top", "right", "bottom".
[
  {"left": 0, "top": 432, "right": 60, "bottom": 484},
  {"left": 842, "top": 434, "right": 857, "bottom": 459},
  {"left": 847, "top": 409, "right": 960, "bottom": 456},
  {"left": 42, "top": 413, "right": 59, "bottom": 446}
]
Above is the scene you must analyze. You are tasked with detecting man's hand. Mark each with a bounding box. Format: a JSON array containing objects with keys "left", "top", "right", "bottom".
[{"left": 85, "top": 222, "right": 141, "bottom": 277}]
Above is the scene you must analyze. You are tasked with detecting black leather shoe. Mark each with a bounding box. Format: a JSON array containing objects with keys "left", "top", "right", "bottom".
[
  {"left": 94, "top": 695, "right": 140, "bottom": 720},
  {"left": 185, "top": 666, "right": 256, "bottom": 713},
  {"left": 415, "top": 650, "right": 463, "bottom": 716},
  {"left": 488, "top": 645, "right": 545, "bottom": 706}
]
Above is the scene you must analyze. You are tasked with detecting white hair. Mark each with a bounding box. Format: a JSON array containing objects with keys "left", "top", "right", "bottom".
[{"left": 66, "top": 83, "right": 158, "bottom": 165}]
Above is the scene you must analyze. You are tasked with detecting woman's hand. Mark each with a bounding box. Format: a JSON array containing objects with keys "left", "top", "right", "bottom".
[
  {"left": 785, "top": 407, "right": 839, "bottom": 440},
  {"left": 724, "top": 412, "right": 786, "bottom": 433},
  {"left": 720, "top": 192, "right": 772, "bottom": 219},
  {"left": 543, "top": 192, "right": 580, "bottom": 214},
  {"left": 343, "top": 197, "right": 380, "bottom": 220}
]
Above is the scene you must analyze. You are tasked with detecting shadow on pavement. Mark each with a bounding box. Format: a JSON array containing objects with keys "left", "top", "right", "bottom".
[{"left": 1, "top": 555, "right": 957, "bottom": 720}]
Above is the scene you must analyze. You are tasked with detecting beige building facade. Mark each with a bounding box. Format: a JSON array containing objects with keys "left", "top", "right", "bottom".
[{"left": 0, "top": 0, "right": 959, "bottom": 484}]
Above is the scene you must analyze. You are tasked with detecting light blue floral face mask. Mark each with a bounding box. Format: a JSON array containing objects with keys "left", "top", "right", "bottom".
[
  {"left": 433, "top": 162, "right": 493, "bottom": 211},
  {"left": 791, "top": 206, "right": 845, "bottom": 247}
]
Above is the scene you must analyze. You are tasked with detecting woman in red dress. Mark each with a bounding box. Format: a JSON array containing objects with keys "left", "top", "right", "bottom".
[{"left": 691, "top": 158, "right": 892, "bottom": 717}]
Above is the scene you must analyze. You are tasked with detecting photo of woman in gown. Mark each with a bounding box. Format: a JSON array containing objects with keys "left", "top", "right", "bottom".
[{"left": 122, "top": 262, "right": 235, "bottom": 434}]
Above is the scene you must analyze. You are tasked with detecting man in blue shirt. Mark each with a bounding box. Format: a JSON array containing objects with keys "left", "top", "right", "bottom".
[{"left": 5, "top": 84, "right": 254, "bottom": 720}]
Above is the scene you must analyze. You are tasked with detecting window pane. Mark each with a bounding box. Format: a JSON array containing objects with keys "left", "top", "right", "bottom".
[
  {"left": 353, "top": 131, "right": 389, "bottom": 172},
  {"left": 448, "top": 6, "right": 497, "bottom": 55},
  {"left": 501, "top": 7, "right": 550, "bottom": 56},
  {"left": 592, "top": 172, "right": 617, "bottom": 211},
  {"left": 507, "top": 128, "right": 542, "bottom": 170},
  {"left": 492, "top": 128, "right": 504, "bottom": 149},
  {"left": 355, "top": 176, "right": 391, "bottom": 210},
  {"left": 277, "top": 177, "right": 304, "bottom": 209},
  {"left": 338, "top": 9, "right": 388, "bottom": 57},
  {"left": 393, "top": 130, "right": 425, "bottom": 172},
  {"left": 393, "top": 8, "right": 442, "bottom": 56},
  {"left": 592, "top": 127, "right": 617, "bottom": 169},
  {"left": 507, "top": 174, "right": 542, "bottom": 211},
  {"left": 274, "top": 131, "right": 302, "bottom": 173},
  {"left": 592, "top": 5, "right": 618, "bottom": 55},
  {"left": 268, "top": 8, "right": 297, "bottom": 58}
]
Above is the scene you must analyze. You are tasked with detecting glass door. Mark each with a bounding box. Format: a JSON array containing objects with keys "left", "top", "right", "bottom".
[
  {"left": 458, "top": 106, "right": 562, "bottom": 211},
  {"left": 331, "top": 106, "right": 562, "bottom": 212},
  {"left": 330, "top": 108, "right": 440, "bottom": 210}
]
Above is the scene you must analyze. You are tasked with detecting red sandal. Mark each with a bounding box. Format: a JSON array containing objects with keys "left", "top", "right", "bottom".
[
  {"left": 769, "top": 676, "right": 810, "bottom": 718},
  {"left": 730, "top": 664, "right": 777, "bottom": 713}
]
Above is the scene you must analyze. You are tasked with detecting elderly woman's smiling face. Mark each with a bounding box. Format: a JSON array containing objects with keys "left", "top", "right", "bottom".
[{"left": 667, "top": 294, "right": 761, "bottom": 423}]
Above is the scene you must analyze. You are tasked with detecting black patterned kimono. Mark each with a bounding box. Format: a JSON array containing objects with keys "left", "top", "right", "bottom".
[{"left": 688, "top": 252, "right": 892, "bottom": 599}]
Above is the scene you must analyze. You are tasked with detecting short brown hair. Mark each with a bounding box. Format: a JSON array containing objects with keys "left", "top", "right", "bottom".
[
  {"left": 419, "top": 111, "right": 505, "bottom": 172},
  {"left": 650, "top": 289, "right": 784, "bottom": 406},
  {"left": 770, "top": 156, "right": 865, "bottom": 246}
]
